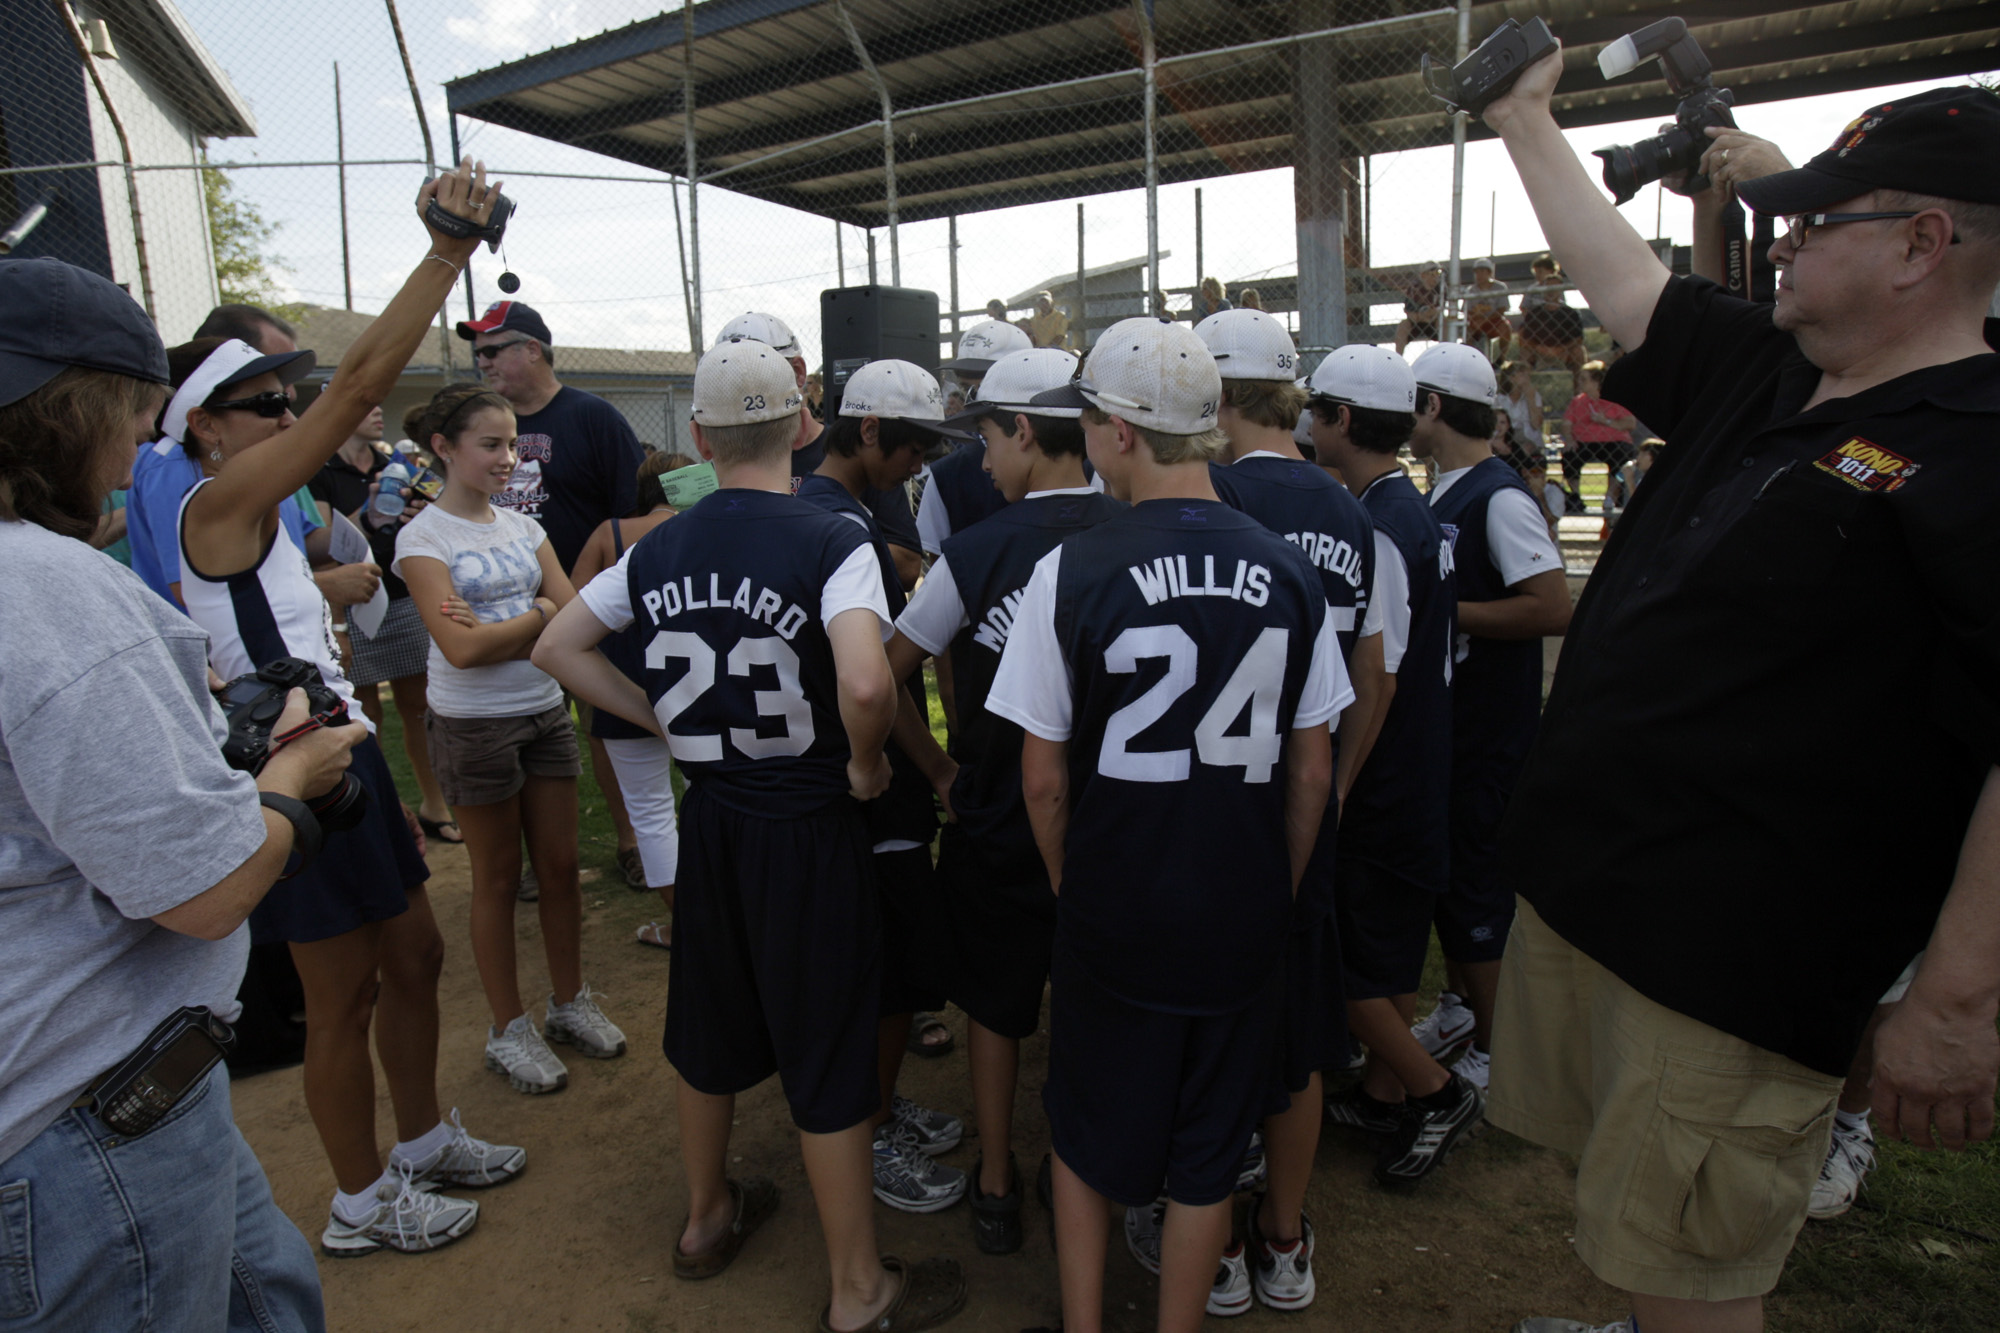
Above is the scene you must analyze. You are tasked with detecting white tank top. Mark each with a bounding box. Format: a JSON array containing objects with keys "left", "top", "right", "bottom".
[{"left": 177, "top": 479, "right": 368, "bottom": 731}]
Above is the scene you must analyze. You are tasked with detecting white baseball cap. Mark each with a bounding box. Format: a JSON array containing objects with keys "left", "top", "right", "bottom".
[
  {"left": 940, "top": 319, "right": 1034, "bottom": 374},
  {"left": 1307, "top": 345, "right": 1417, "bottom": 413},
  {"left": 1034, "top": 317, "right": 1222, "bottom": 434},
  {"left": 691, "top": 338, "right": 803, "bottom": 427},
  {"left": 714, "top": 312, "right": 800, "bottom": 358},
  {"left": 1411, "top": 343, "right": 1498, "bottom": 407},
  {"left": 838, "top": 359, "right": 970, "bottom": 437},
  {"left": 950, "top": 347, "right": 1083, "bottom": 422},
  {"left": 1193, "top": 308, "right": 1300, "bottom": 382}
]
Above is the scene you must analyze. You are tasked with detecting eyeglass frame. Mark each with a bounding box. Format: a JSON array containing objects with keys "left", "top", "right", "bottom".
[
  {"left": 472, "top": 335, "right": 537, "bottom": 362},
  {"left": 204, "top": 390, "right": 293, "bottom": 419},
  {"left": 1782, "top": 211, "right": 1960, "bottom": 250}
]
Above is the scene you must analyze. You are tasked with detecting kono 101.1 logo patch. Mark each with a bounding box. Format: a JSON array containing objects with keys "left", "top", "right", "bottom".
[{"left": 1812, "top": 437, "right": 1919, "bottom": 493}]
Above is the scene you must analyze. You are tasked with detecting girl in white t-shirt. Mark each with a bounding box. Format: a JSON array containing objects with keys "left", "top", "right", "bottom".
[{"left": 394, "top": 385, "right": 627, "bottom": 1096}]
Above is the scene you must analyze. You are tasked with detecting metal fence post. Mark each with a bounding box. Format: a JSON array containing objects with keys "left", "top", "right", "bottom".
[
  {"left": 1444, "top": 0, "right": 1471, "bottom": 343},
  {"left": 335, "top": 63, "right": 352, "bottom": 311},
  {"left": 834, "top": 0, "right": 898, "bottom": 286},
  {"left": 1076, "top": 202, "right": 1086, "bottom": 347},
  {"left": 50, "top": 0, "right": 153, "bottom": 320},
  {"left": 1136, "top": 0, "right": 1159, "bottom": 304},
  {"left": 948, "top": 214, "right": 960, "bottom": 340},
  {"left": 684, "top": 2, "right": 704, "bottom": 345}
]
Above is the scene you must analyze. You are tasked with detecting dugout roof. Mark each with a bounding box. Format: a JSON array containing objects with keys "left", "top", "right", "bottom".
[{"left": 444, "top": 0, "right": 2000, "bottom": 227}]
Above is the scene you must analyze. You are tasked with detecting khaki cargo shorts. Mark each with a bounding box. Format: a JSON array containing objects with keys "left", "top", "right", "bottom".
[{"left": 1488, "top": 900, "right": 1840, "bottom": 1302}]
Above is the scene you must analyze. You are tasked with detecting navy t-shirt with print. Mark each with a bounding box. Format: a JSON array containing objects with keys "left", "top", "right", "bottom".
[{"left": 501, "top": 386, "right": 643, "bottom": 574}]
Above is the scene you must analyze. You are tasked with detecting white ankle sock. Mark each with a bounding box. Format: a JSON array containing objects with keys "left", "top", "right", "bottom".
[
  {"left": 1836, "top": 1107, "right": 1870, "bottom": 1134},
  {"left": 333, "top": 1172, "right": 394, "bottom": 1224},
  {"left": 394, "top": 1119, "right": 454, "bottom": 1168}
]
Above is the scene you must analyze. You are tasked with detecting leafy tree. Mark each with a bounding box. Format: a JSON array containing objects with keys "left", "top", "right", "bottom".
[{"left": 201, "top": 155, "right": 301, "bottom": 320}]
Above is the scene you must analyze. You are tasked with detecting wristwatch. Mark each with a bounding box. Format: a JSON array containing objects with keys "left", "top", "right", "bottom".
[{"left": 259, "top": 792, "right": 324, "bottom": 871}]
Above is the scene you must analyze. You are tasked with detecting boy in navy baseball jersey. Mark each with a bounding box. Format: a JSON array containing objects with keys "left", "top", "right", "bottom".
[
  {"left": 885, "top": 348, "right": 1123, "bottom": 1256},
  {"left": 798, "top": 359, "right": 973, "bottom": 1215},
  {"left": 533, "top": 340, "right": 965, "bottom": 1332},
  {"left": 1308, "top": 345, "right": 1484, "bottom": 1186},
  {"left": 1406, "top": 345, "right": 1570, "bottom": 1090},
  {"left": 1193, "top": 308, "right": 1383, "bottom": 1309},
  {"left": 989, "top": 318, "right": 1349, "bottom": 1332}
]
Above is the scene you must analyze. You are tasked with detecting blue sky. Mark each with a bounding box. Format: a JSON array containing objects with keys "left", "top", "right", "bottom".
[{"left": 175, "top": 0, "right": 1995, "bottom": 358}]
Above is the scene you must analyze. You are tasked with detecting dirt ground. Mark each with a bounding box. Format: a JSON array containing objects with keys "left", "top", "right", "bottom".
[{"left": 233, "top": 841, "right": 1633, "bottom": 1333}]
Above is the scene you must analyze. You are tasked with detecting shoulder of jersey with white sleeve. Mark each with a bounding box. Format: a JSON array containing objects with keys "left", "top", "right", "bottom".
[
  {"left": 1486, "top": 486, "right": 1563, "bottom": 588},
  {"left": 822, "top": 542, "right": 893, "bottom": 640},
  {"left": 916, "top": 479, "right": 951, "bottom": 556},
  {"left": 894, "top": 554, "right": 969, "bottom": 655},
  {"left": 1371, "top": 530, "right": 1411, "bottom": 674},
  {"left": 1294, "top": 610, "right": 1356, "bottom": 729},
  {"left": 983, "top": 544, "right": 1073, "bottom": 741},
  {"left": 577, "top": 545, "right": 639, "bottom": 631}
]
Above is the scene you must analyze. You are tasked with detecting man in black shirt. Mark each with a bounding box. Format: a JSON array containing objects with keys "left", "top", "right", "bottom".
[{"left": 1485, "top": 56, "right": 2000, "bottom": 1333}]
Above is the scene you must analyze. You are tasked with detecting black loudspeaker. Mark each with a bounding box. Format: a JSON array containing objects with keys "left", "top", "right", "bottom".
[{"left": 820, "top": 285, "right": 940, "bottom": 415}]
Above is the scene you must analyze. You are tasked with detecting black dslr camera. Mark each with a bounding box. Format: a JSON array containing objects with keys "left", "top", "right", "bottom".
[
  {"left": 1592, "top": 18, "right": 1736, "bottom": 205},
  {"left": 1420, "top": 17, "right": 1559, "bottom": 118},
  {"left": 219, "top": 658, "right": 368, "bottom": 833}
]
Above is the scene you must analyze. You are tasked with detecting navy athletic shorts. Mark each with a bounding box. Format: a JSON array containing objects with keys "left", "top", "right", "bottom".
[
  {"left": 1334, "top": 854, "right": 1437, "bottom": 1000},
  {"left": 664, "top": 784, "right": 882, "bottom": 1134},
  {"left": 875, "top": 844, "right": 948, "bottom": 1017},
  {"left": 938, "top": 823, "right": 1055, "bottom": 1040},
  {"left": 1276, "top": 913, "right": 1349, "bottom": 1096},
  {"left": 250, "top": 735, "right": 424, "bottom": 946},
  {"left": 1435, "top": 777, "right": 1516, "bottom": 965},
  {"left": 1043, "top": 943, "right": 1281, "bottom": 1208}
]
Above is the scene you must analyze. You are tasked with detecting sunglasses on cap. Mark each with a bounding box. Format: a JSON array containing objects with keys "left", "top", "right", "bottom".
[
  {"left": 473, "top": 336, "right": 536, "bottom": 362},
  {"left": 206, "top": 390, "right": 292, "bottom": 419}
]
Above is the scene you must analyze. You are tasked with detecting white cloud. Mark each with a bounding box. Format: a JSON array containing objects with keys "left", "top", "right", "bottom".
[{"left": 445, "top": 0, "right": 590, "bottom": 57}]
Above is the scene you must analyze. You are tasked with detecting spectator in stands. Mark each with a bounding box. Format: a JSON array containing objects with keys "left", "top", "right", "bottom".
[
  {"left": 1559, "top": 360, "right": 1638, "bottom": 515},
  {"left": 1487, "top": 61, "right": 2000, "bottom": 1333},
  {"left": 805, "top": 371, "right": 825, "bottom": 419},
  {"left": 1192, "top": 276, "right": 1232, "bottom": 322},
  {"left": 1238, "top": 287, "right": 1265, "bottom": 311},
  {"left": 1463, "top": 258, "right": 1513, "bottom": 361},
  {"left": 1601, "top": 437, "right": 1662, "bottom": 531},
  {"left": 311, "top": 405, "right": 459, "bottom": 846},
  {"left": 1516, "top": 254, "right": 1588, "bottom": 393},
  {"left": 1025, "top": 291, "right": 1069, "bottom": 349},
  {"left": 1395, "top": 262, "right": 1444, "bottom": 353},
  {"left": 1495, "top": 360, "right": 1545, "bottom": 450},
  {"left": 986, "top": 298, "right": 1009, "bottom": 323}
]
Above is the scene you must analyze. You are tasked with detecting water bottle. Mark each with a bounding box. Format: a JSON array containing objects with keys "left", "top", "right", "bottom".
[{"left": 374, "top": 460, "right": 411, "bottom": 518}]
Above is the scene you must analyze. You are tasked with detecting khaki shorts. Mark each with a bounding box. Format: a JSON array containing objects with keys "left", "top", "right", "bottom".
[
  {"left": 427, "top": 704, "right": 582, "bottom": 807},
  {"left": 1488, "top": 900, "right": 1839, "bottom": 1302}
]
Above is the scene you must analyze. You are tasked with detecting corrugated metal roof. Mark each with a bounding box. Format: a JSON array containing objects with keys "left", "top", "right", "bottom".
[
  {"left": 446, "top": 0, "right": 2000, "bottom": 226},
  {"left": 92, "top": 0, "right": 257, "bottom": 137}
]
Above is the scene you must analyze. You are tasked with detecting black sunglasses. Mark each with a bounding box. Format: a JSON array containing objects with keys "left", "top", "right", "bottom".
[
  {"left": 206, "top": 390, "right": 292, "bottom": 419},
  {"left": 473, "top": 336, "right": 535, "bottom": 362}
]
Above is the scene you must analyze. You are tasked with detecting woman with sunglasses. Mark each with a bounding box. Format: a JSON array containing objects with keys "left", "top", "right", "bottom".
[
  {"left": 393, "top": 382, "right": 628, "bottom": 1097},
  {"left": 173, "top": 160, "right": 525, "bottom": 1258}
]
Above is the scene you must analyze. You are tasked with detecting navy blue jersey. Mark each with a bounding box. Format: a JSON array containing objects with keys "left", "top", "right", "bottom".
[
  {"left": 926, "top": 442, "right": 1008, "bottom": 540},
  {"left": 1041, "top": 499, "right": 1330, "bottom": 1015},
  {"left": 620, "top": 489, "right": 872, "bottom": 818},
  {"left": 1344, "top": 471, "right": 1455, "bottom": 890},
  {"left": 796, "top": 474, "right": 939, "bottom": 845},
  {"left": 941, "top": 491, "right": 1124, "bottom": 874},
  {"left": 591, "top": 515, "right": 653, "bottom": 742},
  {"left": 1431, "top": 457, "right": 1545, "bottom": 785},
  {"left": 790, "top": 434, "right": 921, "bottom": 555},
  {"left": 1209, "top": 456, "right": 1374, "bottom": 665}
]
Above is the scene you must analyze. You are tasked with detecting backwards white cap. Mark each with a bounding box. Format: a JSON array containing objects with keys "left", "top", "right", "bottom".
[
  {"left": 1410, "top": 343, "right": 1498, "bottom": 407},
  {"left": 714, "top": 312, "right": 800, "bottom": 358},
  {"left": 1307, "top": 345, "right": 1417, "bottom": 413},
  {"left": 692, "top": 338, "right": 803, "bottom": 427},
  {"left": 1194, "top": 308, "right": 1300, "bottom": 382}
]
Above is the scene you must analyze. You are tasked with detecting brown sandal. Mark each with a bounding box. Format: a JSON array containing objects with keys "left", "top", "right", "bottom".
[
  {"left": 816, "top": 1255, "right": 966, "bottom": 1333},
  {"left": 671, "top": 1177, "right": 778, "bottom": 1280}
]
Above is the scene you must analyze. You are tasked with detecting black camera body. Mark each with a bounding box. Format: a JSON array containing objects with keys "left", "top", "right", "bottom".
[
  {"left": 1592, "top": 18, "right": 1737, "bottom": 205},
  {"left": 1420, "top": 17, "right": 1559, "bottom": 118},
  {"left": 421, "top": 183, "right": 514, "bottom": 253},
  {"left": 219, "top": 658, "right": 368, "bottom": 833}
]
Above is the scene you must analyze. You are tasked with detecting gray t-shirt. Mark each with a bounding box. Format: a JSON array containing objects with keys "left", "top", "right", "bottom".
[{"left": 0, "top": 521, "right": 266, "bottom": 1166}]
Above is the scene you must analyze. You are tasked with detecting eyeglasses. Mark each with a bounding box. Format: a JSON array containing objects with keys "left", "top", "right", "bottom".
[
  {"left": 206, "top": 391, "right": 292, "bottom": 419},
  {"left": 473, "top": 337, "right": 534, "bottom": 362},
  {"left": 1782, "top": 211, "right": 1959, "bottom": 249}
]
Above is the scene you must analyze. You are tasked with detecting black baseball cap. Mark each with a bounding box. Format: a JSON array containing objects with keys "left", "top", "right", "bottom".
[
  {"left": 0, "top": 257, "right": 169, "bottom": 407},
  {"left": 455, "top": 299, "right": 552, "bottom": 344},
  {"left": 1737, "top": 86, "right": 2000, "bottom": 216}
]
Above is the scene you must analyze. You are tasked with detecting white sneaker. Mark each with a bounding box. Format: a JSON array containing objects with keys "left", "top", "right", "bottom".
[
  {"left": 1455, "top": 1043, "right": 1492, "bottom": 1092},
  {"left": 890, "top": 1094, "right": 963, "bottom": 1156},
  {"left": 1209, "top": 1243, "right": 1253, "bottom": 1317},
  {"left": 321, "top": 1164, "right": 479, "bottom": 1256},
  {"left": 390, "top": 1109, "right": 526, "bottom": 1189},
  {"left": 1411, "top": 991, "right": 1475, "bottom": 1058},
  {"left": 1809, "top": 1115, "right": 1877, "bottom": 1219},
  {"left": 486, "top": 1013, "right": 568, "bottom": 1094},
  {"left": 1234, "top": 1130, "right": 1268, "bottom": 1191},
  {"left": 870, "top": 1123, "right": 967, "bottom": 1213},
  {"left": 1124, "top": 1196, "right": 1166, "bottom": 1275},
  {"left": 545, "top": 983, "right": 627, "bottom": 1059},
  {"left": 1248, "top": 1196, "right": 1316, "bottom": 1310}
]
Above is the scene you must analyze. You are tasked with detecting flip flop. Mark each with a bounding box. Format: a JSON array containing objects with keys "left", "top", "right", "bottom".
[
  {"left": 816, "top": 1255, "right": 966, "bottom": 1333},
  {"left": 905, "top": 1012, "right": 954, "bottom": 1059},
  {"left": 635, "top": 921, "right": 672, "bottom": 950},
  {"left": 672, "top": 1177, "right": 778, "bottom": 1281},
  {"left": 616, "top": 846, "right": 648, "bottom": 890},
  {"left": 418, "top": 815, "right": 464, "bottom": 845}
]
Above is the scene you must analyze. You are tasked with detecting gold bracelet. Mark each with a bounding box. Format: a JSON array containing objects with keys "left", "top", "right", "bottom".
[{"left": 425, "top": 253, "right": 462, "bottom": 275}]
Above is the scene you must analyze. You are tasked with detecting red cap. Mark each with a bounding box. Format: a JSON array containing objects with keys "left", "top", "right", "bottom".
[{"left": 455, "top": 300, "right": 552, "bottom": 345}]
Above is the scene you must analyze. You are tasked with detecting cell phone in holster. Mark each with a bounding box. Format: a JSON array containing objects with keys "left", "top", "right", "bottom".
[{"left": 87, "top": 1006, "right": 234, "bottom": 1136}]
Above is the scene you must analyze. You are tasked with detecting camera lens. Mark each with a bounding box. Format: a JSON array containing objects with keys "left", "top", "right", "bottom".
[
  {"left": 307, "top": 774, "right": 371, "bottom": 835},
  {"left": 1594, "top": 128, "right": 1690, "bottom": 206}
]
